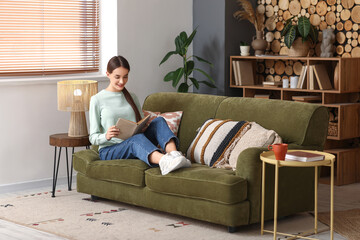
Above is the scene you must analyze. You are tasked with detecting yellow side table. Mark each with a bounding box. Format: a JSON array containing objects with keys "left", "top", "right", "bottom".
[{"left": 260, "top": 150, "right": 336, "bottom": 240}]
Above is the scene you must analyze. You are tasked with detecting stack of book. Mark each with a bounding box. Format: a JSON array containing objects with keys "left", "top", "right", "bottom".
[
  {"left": 232, "top": 60, "right": 254, "bottom": 86},
  {"left": 292, "top": 95, "right": 322, "bottom": 103},
  {"left": 285, "top": 151, "right": 325, "bottom": 162}
]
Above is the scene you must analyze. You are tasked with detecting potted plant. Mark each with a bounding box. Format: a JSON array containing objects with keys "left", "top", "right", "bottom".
[
  {"left": 159, "top": 29, "right": 216, "bottom": 92},
  {"left": 240, "top": 41, "right": 250, "bottom": 56},
  {"left": 281, "top": 16, "right": 318, "bottom": 57}
]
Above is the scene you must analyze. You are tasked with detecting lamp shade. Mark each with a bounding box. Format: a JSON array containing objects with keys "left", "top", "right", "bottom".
[{"left": 57, "top": 80, "right": 98, "bottom": 112}]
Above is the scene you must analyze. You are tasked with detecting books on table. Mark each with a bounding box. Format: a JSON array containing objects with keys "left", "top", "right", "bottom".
[{"left": 285, "top": 151, "right": 325, "bottom": 162}]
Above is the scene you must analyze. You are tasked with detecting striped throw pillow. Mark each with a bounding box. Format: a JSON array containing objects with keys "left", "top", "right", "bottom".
[{"left": 186, "top": 119, "right": 250, "bottom": 167}]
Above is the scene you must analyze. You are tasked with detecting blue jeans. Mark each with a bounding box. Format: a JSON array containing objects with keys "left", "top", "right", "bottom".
[{"left": 99, "top": 117, "right": 179, "bottom": 166}]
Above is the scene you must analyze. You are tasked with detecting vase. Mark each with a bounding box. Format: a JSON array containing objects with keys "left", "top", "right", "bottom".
[
  {"left": 288, "top": 38, "right": 310, "bottom": 57},
  {"left": 240, "top": 46, "right": 250, "bottom": 56},
  {"left": 251, "top": 31, "right": 267, "bottom": 56}
]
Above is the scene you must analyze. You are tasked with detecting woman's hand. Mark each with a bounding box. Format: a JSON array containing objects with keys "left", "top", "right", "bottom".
[{"left": 106, "top": 126, "right": 120, "bottom": 140}]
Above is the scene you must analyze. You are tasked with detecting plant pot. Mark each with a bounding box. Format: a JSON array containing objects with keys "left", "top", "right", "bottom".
[
  {"left": 251, "top": 31, "right": 268, "bottom": 56},
  {"left": 240, "top": 46, "right": 250, "bottom": 56},
  {"left": 288, "top": 38, "right": 310, "bottom": 57}
]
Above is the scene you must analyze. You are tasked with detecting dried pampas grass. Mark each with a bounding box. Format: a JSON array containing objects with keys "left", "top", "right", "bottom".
[{"left": 234, "top": 0, "right": 266, "bottom": 32}]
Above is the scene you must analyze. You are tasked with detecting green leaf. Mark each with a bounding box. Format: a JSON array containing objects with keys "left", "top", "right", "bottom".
[
  {"left": 189, "top": 77, "right": 200, "bottom": 89},
  {"left": 199, "top": 80, "right": 216, "bottom": 88},
  {"left": 172, "top": 68, "right": 184, "bottom": 88},
  {"left": 297, "top": 16, "right": 310, "bottom": 38},
  {"left": 180, "top": 31, "right": 188, "bottom": 43},
  {"left": 178, "top": 83, "right": 189, "bottom": 92},
  {"left": 281, "top": 16, "right": 295, "bottom": 37},
  {"left": 159, "top": 51, "right": 177, "bottom": 66},
  {"left": 284, "top": 25, "right": 297, "bottom": 49},
  {"left": 194, "top": 68, "right": 215, "bottom": 84},
  {"left": 193, "top": 55, "right": 213, "bottom": 67},
  {"left": 308, "top": 25, "right": 318, "bottom": 43},
  {"left": 184, "top": 28, "right": 197, "bottom": 48},
  {"left": 163, "top": 70, "right": 177, "bottom": 82},
  {"left": 185, "top": 60, "right": 194, "bottom": 75},
  {"left": 175, "top": 35, "right": 183, "bottom": 54}
]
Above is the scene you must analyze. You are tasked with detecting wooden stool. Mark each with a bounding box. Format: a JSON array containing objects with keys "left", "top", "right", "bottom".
[{"left": 49, "top": 133, "right": 90, "bottom": 197}]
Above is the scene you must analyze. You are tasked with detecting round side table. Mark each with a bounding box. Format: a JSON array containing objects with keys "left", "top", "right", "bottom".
[
  {"left": 260, "top": 150, "right": 336, "bottom": 240},
  {"left": 49, "top": 133, "right": 91, "bottom": 197}
]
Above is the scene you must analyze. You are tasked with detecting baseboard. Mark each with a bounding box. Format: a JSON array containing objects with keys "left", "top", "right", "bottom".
[{"left": 0, "top": 176, "right": 76, "bottom": 194}]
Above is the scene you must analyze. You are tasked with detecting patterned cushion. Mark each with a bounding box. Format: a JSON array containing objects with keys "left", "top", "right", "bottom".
[
  {"left": 186, "top": 119, "right": 250, "bottom": 167},
  {"left": 143, "top": 110, "right": 183, "bottom": 136}
]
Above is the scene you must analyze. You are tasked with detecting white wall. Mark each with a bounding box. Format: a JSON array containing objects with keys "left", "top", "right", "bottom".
[
  {"left": 116, "top": 0, "right": 193, "bottom": 104},
  {"left": 0, "top": 0, "right": 193, "bottom": 190}
]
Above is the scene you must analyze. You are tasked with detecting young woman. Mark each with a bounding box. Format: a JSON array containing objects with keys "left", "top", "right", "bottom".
[{"left": 89, "top": 56, "right": 191, "bottom": 175}]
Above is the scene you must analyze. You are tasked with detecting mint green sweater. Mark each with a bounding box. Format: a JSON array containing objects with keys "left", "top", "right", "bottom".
[{"left": 89, "top": 89, "right": 144, "bottom": 149}]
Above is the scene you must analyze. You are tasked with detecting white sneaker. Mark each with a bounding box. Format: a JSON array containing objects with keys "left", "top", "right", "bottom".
[
  {"left": 159, "top": 152, "right": 189, "bottom": 175},
  {"left": 170, "top": 151, "right": 192, "bottom": 167}
]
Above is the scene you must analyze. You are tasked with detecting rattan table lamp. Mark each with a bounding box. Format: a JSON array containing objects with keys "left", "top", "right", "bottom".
[{"left": 57, "top": 80, "right": 98, "bottom": 137}]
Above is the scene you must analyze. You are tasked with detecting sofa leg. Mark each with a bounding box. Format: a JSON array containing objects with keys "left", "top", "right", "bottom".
[
  {"left": 227, "top": 226, "right": 237, "bottom": 233},
  {"left": 91, "top": 195, "right": 99, "bottom": 201}
]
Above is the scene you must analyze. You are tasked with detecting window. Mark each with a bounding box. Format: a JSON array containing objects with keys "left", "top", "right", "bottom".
[{"left": 0, "top": 0, "right": 99, "bottom": 76}]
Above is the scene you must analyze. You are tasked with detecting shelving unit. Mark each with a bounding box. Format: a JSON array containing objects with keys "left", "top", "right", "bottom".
[{"left": 230, "top": 55, "right": 360, "bottom": 185}]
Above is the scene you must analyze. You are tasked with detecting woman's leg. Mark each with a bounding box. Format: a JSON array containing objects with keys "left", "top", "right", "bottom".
[
  {"left": 144, "top": 117, "right": 179, "bottom": 153},
  {"left": 99, "top": 133, "right": 163, "bottom": 166}
]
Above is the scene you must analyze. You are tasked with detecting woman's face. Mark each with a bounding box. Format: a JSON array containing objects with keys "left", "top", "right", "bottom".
[{"left": 106, "top": 66, "right": 129, "bottom": 92}]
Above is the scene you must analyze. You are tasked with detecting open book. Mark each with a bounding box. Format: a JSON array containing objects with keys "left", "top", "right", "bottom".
[{"left": 115, "top": 115, "right": 150, "bottom": 140}]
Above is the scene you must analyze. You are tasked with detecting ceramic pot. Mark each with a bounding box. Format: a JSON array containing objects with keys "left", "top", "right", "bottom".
[
  {"left": 288, "top": 38, "right": 310, "bottom": 57},
  {"left": 251, "top": 31, "right": 267, "bottom": 56},
  {"left": 240, "top": 46, "right": 250, "bottom": 56}
]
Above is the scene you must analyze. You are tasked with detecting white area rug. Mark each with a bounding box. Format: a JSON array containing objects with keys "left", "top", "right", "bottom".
[{"left": 0, "top": 189, "right": 345, "bottom": 240}]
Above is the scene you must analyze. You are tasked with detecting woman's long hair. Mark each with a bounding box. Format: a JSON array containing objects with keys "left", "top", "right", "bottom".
[{"left": 107, "top": 56, "right": 142, "bottom": 122}]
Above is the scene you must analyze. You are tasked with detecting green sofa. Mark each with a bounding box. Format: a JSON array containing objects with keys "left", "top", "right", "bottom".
[{"left": 73, "top": 92, "right": 329, "bottom": 232}]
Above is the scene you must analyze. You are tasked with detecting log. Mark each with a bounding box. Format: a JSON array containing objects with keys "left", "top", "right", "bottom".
[
  {"left": 283, "top": 10, "right": 292, "bottom": 20},
  {"left": 305, "top": 12, "right": 310, "bottom": 18},
  {"left": 274, "top": 31, "right": 281, "bottom": 39},
  {"left": 342, "top": 52, "right": 351, "bottom": 57},
  {"left": 276, "top": 21, "right": 284, "bottom": 31},
  {"left": 282, "top": 76, "right": 289, "bottom": 81},
  {"left": 285, "top": 65, "right": 293, "bottom": 75},
  {"left": 353, "top": 23, "right": 359, "bottom": 31},
  {"left": 351, "top": 39, "right": 358, "bottom": 47},
  {"left": 280, "top": 46, "right": 289, "bottom": 55},
  {"left": 336, "top": 45, "right": 344, "bottom": 55},
  {"left": 269, "top": 68, "right": 275, "bottom": 74},
  {"left": 344, "top": 20, "right": 353, "bottom": 31},
  {"left": 336, "top": 22, "right": 344, "bottom": 31},
  {"left": 266, "top": 75, "right": 274, "bottom": 81},
  {"left": 345, "top": 44, "right": 352, "bottom": 52},
  {"left": 265, "top": 59, "right": 275, "bottom": 68},
  {"left": 326, "top": 11, "right": 336, "bottom": 25},
  {"left": 301, "top": 0, "right": 311, "bottom": 8},
  {"left": 289, "top": 0, "right": 301, "bottom": 15},
  {"left": 308, "top": 5, "right": 316, "bottom": 15},
  {"left": 341, "top": 9, "right": 351, "bottom": 21},
  {"left": 337, "top": 4, "right": 343, "bottom": 12},
  {"left": 327, "top": 0, "right": 336, "bottom": 5},
  {"left": 351, "top": 6, "right": 360, "bottom": 23},
  {"left": 266, "top": 17, "right": 276, "bottom": 31},
  {"left": 274, "top": 75, "right": 282, "bottom": 81},
  {"left": 279, "top": 0, "right": 289, "bottom": 10},
  {"left": 272, "top": 0, "right": 278, "bottom": 6},
  {"left": 356, "top": 0, "right": 360, "bottom": 3},
  {"left": 274, "top": 61, "right": 285, "bottom": 75},
  {"left": 293, "top": 62, "right": 303, "bottom": 75},
  {"left": 266, "top": 32, "right": 275, "bottom": 42},
  {"left": 265, "top": 69, "right": 270, "bottom": 74},
  {"left": 319, "top": 21, "right": 327, "bottom": 30},
  {"left": 351, "top": 47, "right": 360, "bottom": 57},
  {"left": 342, "top": 0, "right": 355, "bottom": 9},
  {"left": 301, "top": 8, "right": 307, "bottom": 16},
  {"left": 266, "top": 5, "right": 275, "bottom": 17},
  {"left": 311, "top": 0, "right": 318, "bottom": 5},
  {"left": 346, "top": 31, "right": 353, "bottom": 39},
  {"left": 353, "top": 32, "right": 359, "bottom": 39},
  {"left": 266, "top": 0, "right": 272, "bottom": 4},
  {"left": 274, "top": 6, "right": 279, "bottom": 12},
  {"left": 310, "top": 14, "right": 321, "bottom": 26},
  {"left": 271, "top": 40, "right": 281, "bottom": 53},
  {"left": 348, "top": 38, "right": 352, "bottom": 44},
  {"left": 331, "top": 5, "right": 336, "bottom": 11},
  {"left": 257, "top": 5, "right": 266, "bottom": 14},
  {"left": 336, "top": 32, "right": 346, "bottom": 44},
  {"left": 278, "top": 9, "right": 284, "bottom": 16},
  {"left": 316, "top": 1, "right": 327, "bottom": 16}
]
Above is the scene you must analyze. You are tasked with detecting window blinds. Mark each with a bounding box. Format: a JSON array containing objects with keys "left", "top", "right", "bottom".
[{"left": 0, "top": 0, "right": 99, "bottom": 76}]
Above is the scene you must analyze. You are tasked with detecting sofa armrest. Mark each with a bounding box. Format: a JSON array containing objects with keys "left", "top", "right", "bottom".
[
  {"left": 235, "top": 145, "right": 316, "bottom": 224},
  {"left": 73, "top": 149, "right": 100, "bottom": 175}
]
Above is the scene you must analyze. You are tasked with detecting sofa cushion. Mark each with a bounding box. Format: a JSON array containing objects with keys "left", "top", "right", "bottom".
[
  {"left": 143, "top": 110, "right": 183, "bottom": 136},
  {"left": 86, "top": 159, "right": 150, "bottom": 187},
  {"left": 145, "top": 164, "right": 247, "bottom": 204}
]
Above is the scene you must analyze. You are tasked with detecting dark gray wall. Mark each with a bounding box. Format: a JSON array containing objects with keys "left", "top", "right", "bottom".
[{"left": 193, "top": 0, "right": 255, "bottom": 96}]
